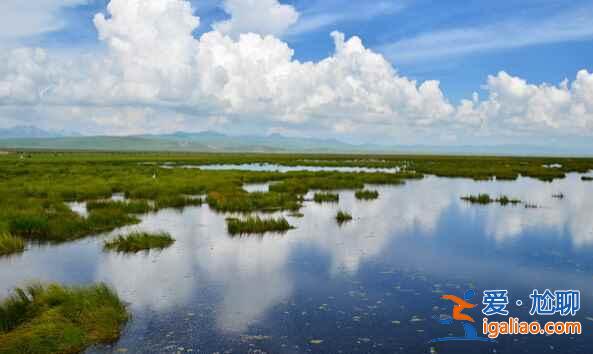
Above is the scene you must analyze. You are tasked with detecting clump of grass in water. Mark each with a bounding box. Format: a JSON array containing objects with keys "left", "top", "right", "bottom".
[
  {"left": 227, "top": 216, "right": 293, "bottom": 235},
  {"left": 336, "top": 211, "right": 353, "bottom": 224},
  {"left": 313, "top": 192, "right": 339, "bottom": 203},
  {"left": 0, "top": 283, "right": 128, "bottom": 353},
  {"left": 552, "top": 193, "right": 564, "bottom": 199},
  {"left": 87, "top": 200, "right": 152, "bottom": 214},
  {"left": 154, "top": 195, "right": 202, "bottom": 210},
  {"left": 0, "top": 233, "right": 25, "bottom": 256},
  {"left": 461, "top": 194, "right": 521, "bottom": 206},
  {"left": 582, "top": 176, "right": 593, "bottom": 181},
  {"left": 355, "top": 189, "right": 379, "bottom": 200},
  {"left": 103, "top": 231, "right": 174, "bottom": 253}
]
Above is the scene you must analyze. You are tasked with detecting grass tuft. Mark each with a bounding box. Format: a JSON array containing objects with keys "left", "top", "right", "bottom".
[
  {"left": 0, "top": 283, "right": 128, "bottom": 353},
  {"left": 355, "top": 190, "right": 379, "bottom": 200},
  {"left": 103, "top": 231, "right": 174, "bottom": 253},
  {"left": 313, "top": 192, "right": 339, "bottom": 203},
  {"left": 0, "top": 233, "right": 25, "bottom": 257},
  {"left": 227, "top": 216, "right": 293, "bottom": 235},
  {"left": 582, "top": 176, "right": 593, "bottom": 181},
  {"left": 461, "top": 194, "right": 521, "bottom": 206},
  {"left": 336, "top": 211, "right": 353, "bottom": 224}
]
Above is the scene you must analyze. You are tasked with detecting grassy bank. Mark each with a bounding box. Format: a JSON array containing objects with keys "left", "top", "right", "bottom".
[
  {"left": 0, "top": 234, "right": 25, "bottom": 257},
  {"left": 104, "top": 231, "right": 175, "bottom": 253},
  {"left": 355, "top": 190, "right": 379, "bottom": 200},
  {"left": 0, "top": 283, "right": 128, "bottom": 353},
  {"left": 227, "top": 216, "right": 293, "bottom": 235}
]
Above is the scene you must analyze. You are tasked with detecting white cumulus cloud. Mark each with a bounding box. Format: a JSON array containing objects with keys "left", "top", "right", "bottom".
[
  {"left": 0, "top": 0, "right": 592, "bottom": 143},
  {"left": 213, "top": 0, "right": 299, "bottom": 38}
]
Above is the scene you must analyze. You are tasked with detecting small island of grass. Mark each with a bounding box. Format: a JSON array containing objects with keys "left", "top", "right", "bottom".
[
  {"left": 227, "top": 216, "right": 294, "bottom": 235},
  {"left": 461, "top": 194, "right": 521, "bottom": 206},
  {"left": 0, "top": 233, "right": 25, "bottom": 257},
  {"left": 336, "top": 211, "right": 353, "bottom": 224},
  {"left": 0, "top": 283, "right": 128, "bottom": 353},
  {"left": 355, "top": 189, "right": 379, "bottom": 200},
  {"left": 313, "top": 192, "right": 339, "bottom": 203},
  {"left": 103, "top": 231, "right": 175, "bottom": 253},
  {"left": 582, "top": 176, "right": 593, "bottom": 181}
]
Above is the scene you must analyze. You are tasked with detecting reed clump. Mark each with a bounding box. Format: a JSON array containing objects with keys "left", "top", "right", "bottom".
[
  {"left": 0, "top": 233, "right": 25, "bottom": 256},
  {"left": 355, "top": 190, "right": 379, "bottom": 200},
  {"left": 461, "top": 194, "right": 521, "bottom": 206},
  {"left": 103, "top": 231, "right": 174, "bottom": 253},
  {"left": 226, "top": 216, "right": 293, "bottom": 235},
  {"left": 313, "top": 192, "right": 339, "bottom": 203},
  {"left": 336, "top": 211, "right": 353, "bottom": 224},
  {"left": 0, "top": 283, "right": 128, "bottom": 353}
]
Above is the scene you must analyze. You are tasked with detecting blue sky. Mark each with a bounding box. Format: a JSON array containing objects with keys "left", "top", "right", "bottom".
[
  {"left": 1, "top": 0, "right": 593, "bottom": 148},
  {"left": 28, "top": 0, "right": 593, "bottom": 102}
]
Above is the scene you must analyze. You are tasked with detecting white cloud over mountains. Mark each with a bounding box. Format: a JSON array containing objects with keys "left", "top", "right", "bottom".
[{"left": 0, "top": 0, "right": 592, "bottom": 142}]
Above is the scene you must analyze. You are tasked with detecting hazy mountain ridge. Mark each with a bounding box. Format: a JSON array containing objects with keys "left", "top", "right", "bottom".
[{"left": 0, "top": 127, "right": 591, "bottom": 156}]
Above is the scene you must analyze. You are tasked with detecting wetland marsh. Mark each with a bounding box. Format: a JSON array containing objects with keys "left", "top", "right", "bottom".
[{"left": 1, "top": 153, "right": 593, "bottom": 353}]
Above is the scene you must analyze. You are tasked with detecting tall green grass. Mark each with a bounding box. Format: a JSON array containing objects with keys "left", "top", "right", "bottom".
[
  {"left": 336, "top": 211, "right": 353, "bottom": 224},
  {"left": 313, "top": 192, "right": 339, "bottom": 203},
  {"left": 226, "top": 216, "right": 293, "bottom": 235},
  {"left": 0, "top": 233, "right": 25, "bottom": 256},
  {"left": 103, "top": 231, "right": 175, "bottom": 253},
  {"left": 461, "top": 194, "right": 521, "bottom": 206},
  {"left": 355, "top": 190, "right": 379, "bottom": 200},
  {"left": 0, "top": 283, "right": 128, "bottom": 353}
]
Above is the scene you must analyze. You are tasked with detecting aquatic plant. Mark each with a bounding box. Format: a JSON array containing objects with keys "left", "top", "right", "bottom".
[
  {"left": 582, "top": 176, "right": 593, "bottom": 181},
  {"left": 336, "top": 211, "right": 353, "bottom": 224},
  {"left": 552, "top": 193, "right": 565, "bottom": 199},
  {"left": 0, "top": 233, "right": 25, "bottom": 256},
  {"left": 103, "top": 231, "right": 174, "bottom": 253},
  {"left": 461, "top": 194, "right": 521, "bottom": 206},
  {"left": 355, "top": 189, "right": 379, "bottom": 200},
  {"left": 313, "top": 192, "right": 339, "bottom": 203},
  {"left": 87, "top": 200, "right": 152, "bottom": 214},
  {"left": 154, "top": 195, "right": 202, "bottom": 210},
  {"left": 226, "top": 216, "right": 293, "bottom": 235},
  {"left": 461, "top": 194, "right": 493, "bottom": 204},
  {"left": 0, "top": 283, "right": 128, "bottom": 353}
]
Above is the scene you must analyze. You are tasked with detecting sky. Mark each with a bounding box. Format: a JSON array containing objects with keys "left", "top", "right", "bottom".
[{"left": 0, "top": 0, "right": 592, "bottom": 148}]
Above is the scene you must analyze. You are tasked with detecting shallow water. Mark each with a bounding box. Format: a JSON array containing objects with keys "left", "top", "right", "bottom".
[
  {"left": 2, "top": 174, "right": 593, "bottom": 353},
  {"left": 163, "top": 163, "right": 403, "bottom": 174}
]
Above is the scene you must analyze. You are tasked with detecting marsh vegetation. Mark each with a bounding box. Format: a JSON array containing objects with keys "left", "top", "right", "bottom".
[
  {"left": 461, "top": 194, "right": 522, "bottom": 206},
  {"left": 0, "top": 233, "right": 25, "bottom": 257},
  {"left": 355, "top": 190, "right": 379, "bottom": 200},
  {"left": 336, "top": 211, "right": 353, "bottom": 224},
  {"left": 0, "top": 283, "right": 128, "bottom": 353},
  {"left": 1, "top": 152, "right": 592, "bottom": 247},
  {"left": 226, "top": 216, "right": 293, "bottom": 235},
  {"left": 103, "top": 231, "right": 175, "bottom": 253},
  {"left": 313, "top": 192, "right": 339, "bottom": 203}
]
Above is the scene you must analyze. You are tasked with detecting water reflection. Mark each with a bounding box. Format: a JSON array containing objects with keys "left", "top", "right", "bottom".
[
  {"left": 1, "top": 174, "right": 593, "bottom": 353},
  {"left": 163, "top": 163, "right": 403, "bottom": 174}
]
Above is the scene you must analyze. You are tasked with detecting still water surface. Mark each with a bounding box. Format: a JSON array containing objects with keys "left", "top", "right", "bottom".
[{"left": 1, "top": 174, "right": 593, "bottom": 353}]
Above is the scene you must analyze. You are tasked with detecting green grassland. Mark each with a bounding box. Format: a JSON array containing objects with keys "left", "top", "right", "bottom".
[{"left": 0, "top": 152, "right": 592, "bottom": 246}]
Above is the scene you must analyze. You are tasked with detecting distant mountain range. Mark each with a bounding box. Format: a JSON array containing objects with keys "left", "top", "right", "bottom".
[{"left": 0, "top": 125, "right": 591, "bottom": 156}]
